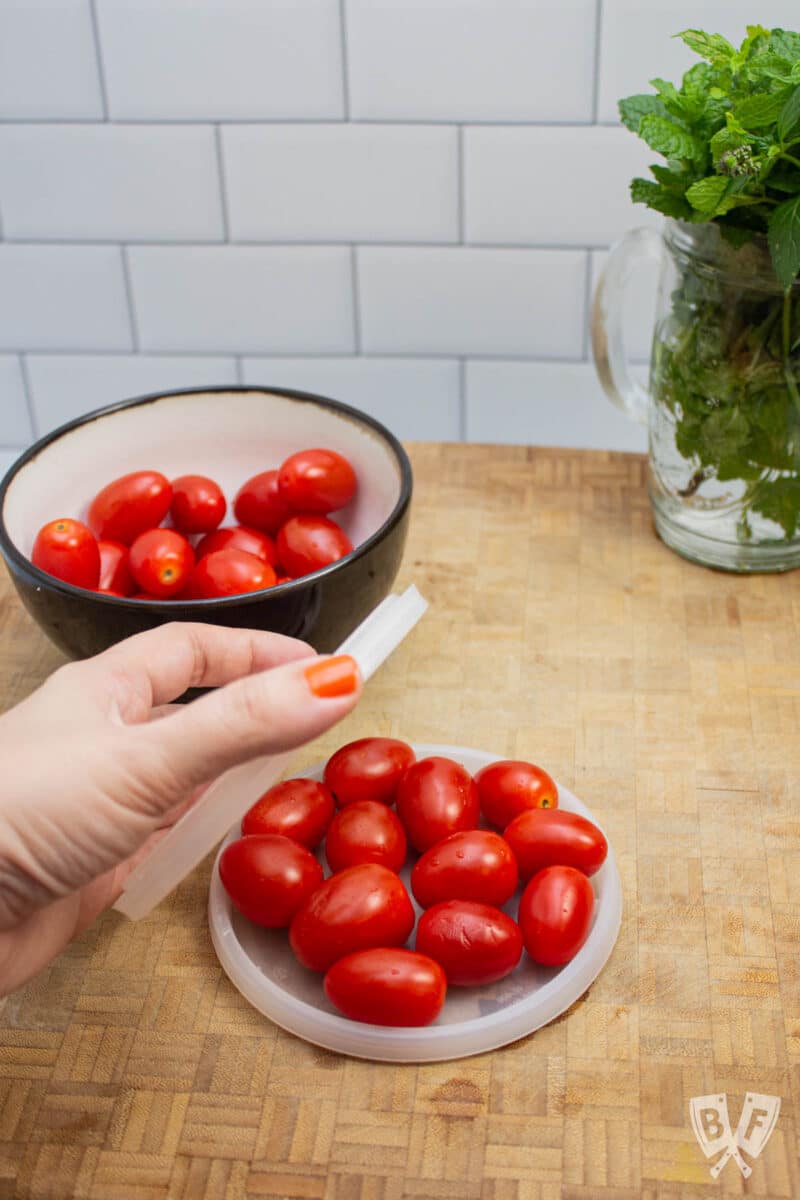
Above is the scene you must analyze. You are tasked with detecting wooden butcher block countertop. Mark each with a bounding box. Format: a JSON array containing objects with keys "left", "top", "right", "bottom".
[{"left": 1, "top": 443, "right": 799, "bottom": 1200}]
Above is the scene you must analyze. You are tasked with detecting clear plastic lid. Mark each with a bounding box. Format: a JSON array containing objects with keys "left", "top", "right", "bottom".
[{"left": 114, "top": 585, "right": 428, "bottom": 920}]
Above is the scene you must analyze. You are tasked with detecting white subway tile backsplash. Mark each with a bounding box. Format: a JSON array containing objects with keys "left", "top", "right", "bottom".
[
  {"left": 223, "top": 125, "right": 458, "bottom": 244},
  {"left": 0, "top": 246, "right": 132, "bottom": 352},
  {"left": 358, "top": 247, "right": 586, "bottom": 358},
  {"left": 465, "top": 360, "right": 648, "bottom": 451},
  {"left": 0, "top": 0, "right": 103, "bottom": 119},
  {"left": 0, "top": 126, "right": 224, "bottom": 242},
  {"left": 0, "top": 356, "right": 32, "bottom": 443},
  {"left": 95, "top": 0, "right": 344, "bottom": 120},
  {"left": 598, "top": 0, "right": 800, "bottom": 124},
  {"left": 128, "top": 247, "right": 355, "bottom": 354},
  {"left": 0, "top": 447, "right": 24, "bottom": 478},
  {"left": 590, "top": 248, "right": 660, "bottom": 365},
  {"left": 26, "top": 355, "right": 238, "bottom": 434},
  {"left": 241, "top": 357, "right": 461, "bottom": 441},
  {"left": 346, "top": 0, "right": 596, "bottom": 122},
  {"left": 465, "top": 126, "right": 659, "bottom": 247}
]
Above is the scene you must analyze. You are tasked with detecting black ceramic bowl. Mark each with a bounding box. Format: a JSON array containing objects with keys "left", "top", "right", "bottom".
[{"left": 0, "top": 386, "right": 412, "bottom": 660}]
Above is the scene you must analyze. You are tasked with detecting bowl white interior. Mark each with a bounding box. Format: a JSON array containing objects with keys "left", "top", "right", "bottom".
[{"left": 3, "top": 389, "right": 404, "bottom": 559}]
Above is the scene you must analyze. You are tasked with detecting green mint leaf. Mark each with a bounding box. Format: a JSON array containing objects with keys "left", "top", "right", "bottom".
[
  {"left": 630, "top": 177, "right": 692, "bottom": 219},
  {"left": 678, "top": 29, "right": 737, "bottom": 67},
  {"left": 770, "top": 29, "right": 800, "bottom": 61},
  {"left": 751, "top": 476, "right": 800, "bottom": 536},
  {"left": 777, "top": 84, "right": 800, "bottom": 142},
  {"left": 618, "top": 94, "right": 667, "bottom": 133},
  {"left": 686, "top": 175, "right": 732, "bottom": 214},
  {"left": 768, "top": 194, "right": 800, "bottom": 288},
  {"left": 710, "top": 126, "right": 750, "bottom": 163},
  {"left": 650, "top": 163, "right": 691, "bottom": 193},
  {"left": 638, "top": 114, "right": 704, "bottom": 162},
  {"left": 734, "top": 88, "right": 792, "bottom": 130}
]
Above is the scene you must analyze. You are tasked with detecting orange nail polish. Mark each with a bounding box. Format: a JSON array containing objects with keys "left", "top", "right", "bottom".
[{"left": 304, "top": 654, "right": 360, "bottom": 698}]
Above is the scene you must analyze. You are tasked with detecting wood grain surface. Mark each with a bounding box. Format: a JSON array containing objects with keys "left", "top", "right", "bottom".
[{"left": 1, "top": 443, "right": 799, "bottom": 1200}]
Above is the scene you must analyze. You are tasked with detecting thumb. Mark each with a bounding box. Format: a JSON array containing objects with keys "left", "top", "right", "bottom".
[{"left": 132, "top": 653, "right": 362, "bottom": 801}]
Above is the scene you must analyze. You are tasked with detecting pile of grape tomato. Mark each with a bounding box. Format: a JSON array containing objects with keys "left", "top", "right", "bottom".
[
  {"left": 218, "top": 740, "right": 609, "bottom": 1028},
  {"left": 30, "top": 447, "right": 358, "bottom": 599}
]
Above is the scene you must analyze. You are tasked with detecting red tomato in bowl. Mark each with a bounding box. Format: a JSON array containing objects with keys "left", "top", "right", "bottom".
[
  {"left": 504, "top": 809, "right": 608, "bottom": 883},
  {"left": 129, "top": 528, "right": 194, "bottom": 598},
  {"left": 234, "top": 469, "right": 293, "bottom": 535},
  {"left": 241, "top": 778, "right": 335, "bottom": 850},
  {"left": 396, "top": 757, "right": 480, "bottom": 853},
  {"left": 324, "top": 949, "right": 446, "bottom": 1026},
  {"left": 32, "top": 518, "right": 100, "bottom": 589},
  {"left": 97, "top": 539, "right": 133, "bottom": 596},
  {"left": 219, "top": 834, "right": 323, "bottom": 928},
  {"left": 475, "top": 760, "right": 558, "bottom": 829},
  {"left": 416, "top": 900, "right": 523, "bottom": 986},
  {"left": 518, "top": 866, "right": 594, "bottom": 966},
  {"left": 88, "top": 470, "right": 172, "bottom": 544},
  {"left": 289, "top": 863, "right": 415, "bottom": 973},
  {"left": 410, "top": 830, "right": 518, "bottom": 909},
  {"left": 195, "top": 525, "right": 278, "bottom": 566},
  {"left": 276, "top": 515, "right": 352, "bottom": 577},
  {"left": 323, "top": 737, "right": 415, "bottom": 807},
  {"left": 278, "top": 448, "right": 357, "bottom": 515},
  {"left": 170, "top": 474, "right": 226, "bottom": 534},
  {"left": 324, "top": 800, "right": 407, "bottom": 873},
  {"left": 187, "top": 549, "right": 276, "bottom": 598}
]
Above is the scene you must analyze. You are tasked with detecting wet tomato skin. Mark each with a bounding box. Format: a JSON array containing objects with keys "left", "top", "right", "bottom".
[
  {"left": 97, "top": 539, "right": 133, "bottom": 595},
  {"left": 187, "top": 548, "right": 276, "bottom": 598},
  {"left": 518, "top": 865, "right": 594, "bottom": 966},
  {"left": 324, "top": 800, "right": 407, "bottom": 873},
  {"left": 396, "top": 757, "right": 480, "bottom": 853},
  {"left": 88, "top": 470, "right": 172, "bottom": 544},
  {"left": 415, "top": 900, "right": 523, "bottom": 986},
  {"left": 32, "top": 518, "right": 101, "bottom": 589},
  {"left": 276, "top": 515, "right": 352, "bottom": 577},
  {"left": 170, "top": 474, "right": 226, "bottom": 534},
  {"left": 324, "top": 737, "right": 416, "bottom": 808},
  {"left": 234, "top": 469, "right": 293, "bottom": 535},
  {"left": 411, "top": 829, "right": 518, "bottom": 909},
  {"left": 324, "top": 948, "right": 446, "bottom": 1026},
  {"left": 475, "top": 760, "right": 558, "bottom": 829},
  {"left": 241, "top": 779, "right": 335, "bottom": 850},
  {"left": 219, "top": 834, "right": 324, "bottom": 928},
  {"left": 289, "top": 863, "right": 415, "bottom": 973},
  {"left": 278, "top": 448, "right": 357, "bottom": 515},
  {"left": 129, "top": 528, "right": 195, "bottom": 598},
  {"left": 194, "top": 525, "right": 278, "bottom": 567},
  {"left": 504, "top": 809, "right": 608, "bottom": 883}
]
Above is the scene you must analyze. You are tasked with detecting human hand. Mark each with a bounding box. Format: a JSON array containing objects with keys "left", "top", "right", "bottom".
[{"left": 0, "top": 623, "right": 361, "bottom": 995}]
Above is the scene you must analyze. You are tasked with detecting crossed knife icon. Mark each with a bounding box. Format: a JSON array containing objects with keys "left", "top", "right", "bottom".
[{"left": 690, "top": 1093, "right": 781, "bottom": 1179}]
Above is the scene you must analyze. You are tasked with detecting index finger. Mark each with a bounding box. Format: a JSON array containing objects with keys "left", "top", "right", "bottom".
[{"left": 86, "top": 622, "right": 316, "bottom": 708}]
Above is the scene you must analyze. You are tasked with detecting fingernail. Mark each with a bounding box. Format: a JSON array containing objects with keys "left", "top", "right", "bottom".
[{"left": 304, "top": 654, "right": 360, "bottom": 698}]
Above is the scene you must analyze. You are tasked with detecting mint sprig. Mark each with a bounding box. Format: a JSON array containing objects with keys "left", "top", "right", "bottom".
[{"left": 622, "top": 25, "right": 800, "bottom": 289}]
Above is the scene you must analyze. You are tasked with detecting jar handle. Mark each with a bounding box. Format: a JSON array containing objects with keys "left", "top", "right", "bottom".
[{"left": 591, "top": 227, "right": 663, "bottom": 427}]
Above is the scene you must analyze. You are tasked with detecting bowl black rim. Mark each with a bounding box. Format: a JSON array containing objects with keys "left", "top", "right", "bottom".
[{"left": 0, "top": 384, "right": 413, "bottom": 609}]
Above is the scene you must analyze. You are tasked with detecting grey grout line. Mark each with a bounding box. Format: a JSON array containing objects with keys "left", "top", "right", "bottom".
[
  {"left": 234, "top": 357, "right": 245, "bottom": 384},
  {"left": 457, "top": 126, "right": 465, "bottom": 244},
  {"left": 18, "top": 355, "right": 39, "bottom": 440},
  {"left": 87, "top": 0, "right": 110, "bottom": 120},
  {"left": 214, "top": 125, "right": 231, "bottom": 241},
  {"left": 458, "top": 359, "right": 467, "bottom": 441},
  {"left": 0, "top": 115, "right": 602, "bottom": 128},
  {"left": 3, "top": 348, "right": 630, "bottom": 365},
  {"left": 350, "top": 246, "right": 362, "bottom": 353},
  {"left": 119, "top": 246, "right": 141, "bottom": 351},
  {"left": 592, "top": 0, "right": 604, "bottom": 123},
  {"left": 0, "top": 237, "right": 608, "bottom": 252},
  {"left": 338, "top": 0, "right": 351, "bottom": 120},
  {"left": 582, "top": 251, "right": 593, "bottom": 361}
]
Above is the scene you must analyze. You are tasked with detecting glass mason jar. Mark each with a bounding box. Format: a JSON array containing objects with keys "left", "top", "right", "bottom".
[{"left": 592, "top": 218, "right": 800, "bottom": 572}]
